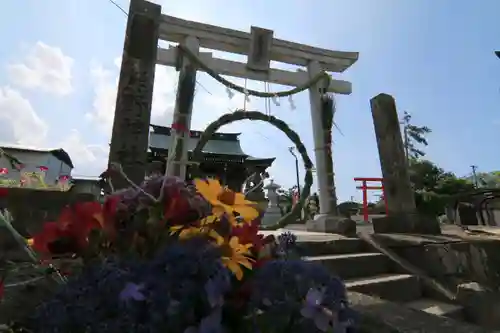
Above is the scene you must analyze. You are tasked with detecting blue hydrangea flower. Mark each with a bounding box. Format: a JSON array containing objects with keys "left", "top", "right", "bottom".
[
  {"left": 300, "top": 288, "right": 331, "bottom": 332},
  {"left": 26, "top": 238, "right": 232, "bottom": 333},
  {"left": 248, "top": 259, "right": 356, "bottom": 333},
  {"left": 119, "top": 282, "right": 146, "bottom": 302},
  {"left": 276, "top": 231, "right": 298, "bottom": 258}
]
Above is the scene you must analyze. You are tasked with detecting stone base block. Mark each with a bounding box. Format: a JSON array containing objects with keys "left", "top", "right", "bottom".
[
  {"left": 306, "top": 214, "right": 357, "bottom": 236},
  {"left": 261, "top": 207, "right": 282, "bottom": 226},
  {"left": 457, "top": 282, "right": 500, "bottom": 329},
  {"left": 372, "top": 212, "right": 441, "bottom": 235}
]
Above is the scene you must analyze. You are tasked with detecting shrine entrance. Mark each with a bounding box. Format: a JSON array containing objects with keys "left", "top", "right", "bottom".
[{"left": 108, "top": 0, "right": 358, "bottom": 228}]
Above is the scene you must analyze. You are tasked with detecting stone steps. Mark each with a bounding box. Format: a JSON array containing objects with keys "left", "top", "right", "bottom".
[
  {"left": 345, "top": 273, "right": 421, "bottom": 303},
  {"left": 304, "top": 252, "right": 390, "bottom": 280},
  {"left": 300, "top": 236, "right": 464, "bottom": 320},
  {"left": 405, "top": 298, "right": 464, "bottom": 320},
  {"left": 297, "top": 237, "right": 367, "bottom": 256}
]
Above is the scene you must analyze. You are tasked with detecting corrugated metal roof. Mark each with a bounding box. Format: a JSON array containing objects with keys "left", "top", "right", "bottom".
[
  {"left": 0, "top": 143, "right": 60, "bottom": 153},
  {"left": 0, "top": 144, "right": 74, "bottom": 168},
  {"left": 149, "top": 132, "right": 246, "bottom": 155}
]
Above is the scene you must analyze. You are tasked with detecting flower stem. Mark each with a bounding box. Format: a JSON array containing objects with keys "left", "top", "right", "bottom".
[{"left": 0, "top": 209, "right": 66, "bottom": 284}]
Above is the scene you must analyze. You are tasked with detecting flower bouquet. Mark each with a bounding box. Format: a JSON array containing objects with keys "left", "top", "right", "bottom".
[{"left": 0, "top": 167, "right": 357, "bottom": 333}]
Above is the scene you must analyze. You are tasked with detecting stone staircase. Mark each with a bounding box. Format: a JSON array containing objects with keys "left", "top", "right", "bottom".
[{"left": 298, "top": 237, "right": 464, "bottom": 320}]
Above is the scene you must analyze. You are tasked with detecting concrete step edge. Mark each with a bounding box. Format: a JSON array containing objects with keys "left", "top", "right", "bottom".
[
  {"left": 405, "top": 298, "right": 463, "bottom": 317},
  {"left": 345, "top": 273, "right": 416, "bottom": 288},
  {"left": 304, "top": 252, "right": 385, "bottom": 261}
]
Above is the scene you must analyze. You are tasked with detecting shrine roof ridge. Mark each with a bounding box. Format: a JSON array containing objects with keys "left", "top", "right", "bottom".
[
  {"left": 148, "top": 130, "right": 275, "bottom": 167},
  {"left": 150, "top": 124, "right": 241, "bottom": 141}
]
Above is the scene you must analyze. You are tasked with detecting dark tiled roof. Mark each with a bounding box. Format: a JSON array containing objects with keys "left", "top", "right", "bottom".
[
  {"left": 149, "top": 132, "right": 247, "bottom": 155},
  {"left": 149, "top": 125, "right": 275, "bottom": 166}
]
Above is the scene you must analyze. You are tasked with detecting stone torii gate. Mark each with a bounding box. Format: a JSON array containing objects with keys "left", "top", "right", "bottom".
[{"left": 108, "top": 0, "right": 358, "bottom": 232}]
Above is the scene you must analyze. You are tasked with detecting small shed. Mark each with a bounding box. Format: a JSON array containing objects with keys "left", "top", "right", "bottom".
[{"left": 0, "top": 144, "right": 73, "bottom": 186}]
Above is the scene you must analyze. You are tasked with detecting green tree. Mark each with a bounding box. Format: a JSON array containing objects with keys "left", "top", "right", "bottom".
[
  {"left": 470, "top": 171, "right": 500, "bottom": 188},
  {"left": 408, "top": 159, "right": 475, "bottom": 216},
  {"left": 401, "top": 111, "right": 432, "bottom": 160},
  {"left": 277, "top": 186, "right": 298, "bottom": 215}
]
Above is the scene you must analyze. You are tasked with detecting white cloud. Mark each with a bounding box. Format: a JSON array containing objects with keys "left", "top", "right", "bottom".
[
  {"left": 0, "top": 87, "right": 48, "bottom": 146},
  {"left": 87, "top": 59, "right": 177, "bottom": 134},
  {"left": 59, "top": 129, "right": 109, "bottom": 176},
  {"left": 7, "top": 41, "right": 74, "bottom": 96}
]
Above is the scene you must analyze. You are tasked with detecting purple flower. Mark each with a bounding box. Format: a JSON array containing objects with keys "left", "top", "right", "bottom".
[
  {"left": 119, "top": 282, "right": 146, "bottom": 302},
  {"left": 300, "top": 288, "right": 332, "bottom": 332},
  {"left": 204, "top": 265, "right": 231, "bottom": 308},
  {"left": 184, "top": 307, "right": 222, "bottom": 333}
]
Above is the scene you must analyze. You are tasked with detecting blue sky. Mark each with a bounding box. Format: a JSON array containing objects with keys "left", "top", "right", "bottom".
[{"left": 0, "top": 0, "right": 498, "bottom": 202}]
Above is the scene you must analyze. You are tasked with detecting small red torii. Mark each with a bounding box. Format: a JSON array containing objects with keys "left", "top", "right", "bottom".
[{"left": 353, "top": 177, "right": 388, "bottom": 223}]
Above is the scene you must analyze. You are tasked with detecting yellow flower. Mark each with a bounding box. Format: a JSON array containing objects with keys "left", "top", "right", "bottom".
[
  {"left": 169, "top": 216, "right": 223, "bottom": 243},
  {"left": 217, "top": 236, "right": 254, "bottom": 280},
  {"left": 194, "top": 179, "right": 259, "bottom": 223}
]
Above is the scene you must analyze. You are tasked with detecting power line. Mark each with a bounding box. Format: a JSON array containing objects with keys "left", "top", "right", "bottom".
[
  {"left": 106, "top": 0, "right": 209, "bottom": 95},
  {"left": 107, "top": 0, "right": 127, "bottom": 16}
]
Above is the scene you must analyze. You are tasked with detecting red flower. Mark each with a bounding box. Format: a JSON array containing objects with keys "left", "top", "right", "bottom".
[
  {"left": 231, "top": 219, "right": 267, "bottom": 252},
  {"left": 0, "top": 187, "right": 8, "bottom": 197},
  {"left": 0, "top": 168, "right": 8, "bottom": 175},
  {"left": 31, "top": 201, "right": 104, "bottom": 255},
  {"left": 38, "top": 166, "right": 49, "bottom": 172},
  {"left": 59, "top": 175, "right": 70, "bottom": 182},
  {"left": 162, "top": 187, "right": 194, "bottom": 222},
  {"left": 101, "top": 195, "right": 122, "bottom": 239}
]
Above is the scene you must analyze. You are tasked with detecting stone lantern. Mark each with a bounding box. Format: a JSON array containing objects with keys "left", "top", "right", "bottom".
[{"left": 261, "top": 179, "right": 282, "bottom": 226}]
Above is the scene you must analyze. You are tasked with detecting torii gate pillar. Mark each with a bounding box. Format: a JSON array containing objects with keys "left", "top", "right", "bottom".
[{"left": 305, "top": 61, "right": 356, "bottom": 235}]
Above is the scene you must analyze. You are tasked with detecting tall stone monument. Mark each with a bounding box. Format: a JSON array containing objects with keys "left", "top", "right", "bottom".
[
  {"left": 108, "top": 0, "right": 161, "bottom": 190},
  {"left": 370, "top": 93, "right": 441, "bottom": 234}
]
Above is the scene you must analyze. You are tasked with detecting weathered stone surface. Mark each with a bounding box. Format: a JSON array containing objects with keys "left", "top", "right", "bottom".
[
  {"left": 306, "top": 215, "right": 356, "bottom": 236},
  {"left": 349, "top": 291, "right": 493, "bottom": 333},
  {"left": 108, "top": 0, "right": 161, "bottom": 189},
  {"left": 373, "top": 233, "right": 500, "bottom": 291},
  {"left": 455, "top": 282, "right": 500, "bottom": 329},
  {"left": 372, "top": 213, "right": 441, "bottom": 235},
  {"left": 370, "top": 93, "right": 441, "bottom": 234}
]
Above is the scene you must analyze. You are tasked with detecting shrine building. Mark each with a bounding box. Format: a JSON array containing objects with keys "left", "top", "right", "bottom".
[{"left": 148, "top": 125, "right": 275, "bottom": 192}]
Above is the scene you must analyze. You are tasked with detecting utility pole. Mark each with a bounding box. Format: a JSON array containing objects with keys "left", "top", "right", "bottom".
[
  {"left": 471, "top": 165, "right": 479, "bottom": 188},
  {"left": 288, "top": 147, "right": 301, "bottom": 199}
]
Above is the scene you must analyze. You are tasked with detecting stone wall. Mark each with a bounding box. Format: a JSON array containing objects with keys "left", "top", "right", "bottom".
[{"left": 374, "top": 235, "right": 500, "bottom": 291}]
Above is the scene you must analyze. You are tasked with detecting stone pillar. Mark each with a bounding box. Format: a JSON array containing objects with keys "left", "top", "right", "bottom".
[
  {"left": 370, "top": 93, "right": 441, "bottom": 234},
  {"left": 305, "top": 61, "right": 355, "bottom": 235},
  {"left": 108, "top": 0, "right": 161, "bottom": 190},
  {"left": 166, "top": 36, "right": 200, "bottom": 180},
  {"left": 306, "top": 61, "right": 332, "bottom": 216}
]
